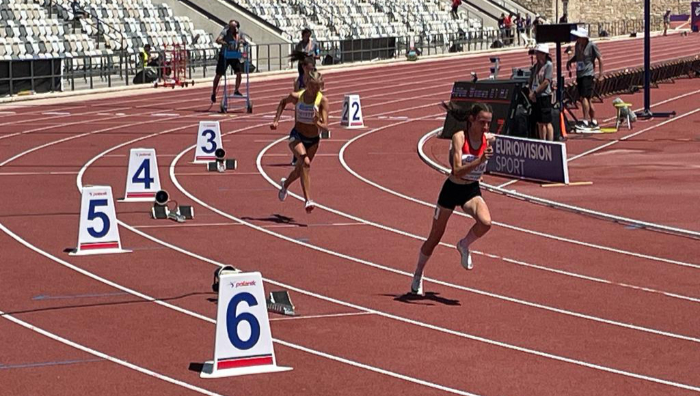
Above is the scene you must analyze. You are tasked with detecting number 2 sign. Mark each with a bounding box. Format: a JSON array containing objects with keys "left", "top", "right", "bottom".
[
  {"left": 341, "top": 94, "right": 364, "bottom": 128},
  {"left": 200, "top": 271, "right": 292, "bottom": 378},
  {"left": 71, "top": 185, "right": 130, "bottom": 256}
]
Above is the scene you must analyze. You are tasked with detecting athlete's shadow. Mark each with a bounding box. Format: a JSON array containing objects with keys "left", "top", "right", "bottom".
[
  {"left": 240, "top": 213, "right": 307, "bottom": 227},
  {"left": 384, "top": 292, "right": 461, "bottom": 306}
]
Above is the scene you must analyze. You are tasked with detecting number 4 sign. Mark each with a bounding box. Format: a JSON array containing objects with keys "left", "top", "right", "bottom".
[
  {"left": 71, "top": 185, "right": 130, "bottom": 256},
  {"left": 341, "top": 94, "right": 364, "bottom": 128},
  {"left": 200, "top": 271, "right": 292, "bottom": 378},
  {"left": 194, "top": 121, "right": 223, "bottom": 163},
  {"left": 121, "top": 148, "right": 161, "bottom": 202}
]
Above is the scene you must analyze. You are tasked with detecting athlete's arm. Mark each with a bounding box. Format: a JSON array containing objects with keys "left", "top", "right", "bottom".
[
  {"left": 315, "top": 96, "right": 329, "bottom": 131},
  {"left": 270, "top": 92, "right": 299, "bottom": 130}
]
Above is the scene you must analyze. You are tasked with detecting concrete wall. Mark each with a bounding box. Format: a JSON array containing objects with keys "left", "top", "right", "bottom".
[{"left": 514, "top": 0, "right": 691, "bottom": 23}]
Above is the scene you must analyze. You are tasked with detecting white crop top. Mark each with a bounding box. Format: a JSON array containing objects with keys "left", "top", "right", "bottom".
[{"left": 295, "top": 90, "right": 323, "bottom": 125}]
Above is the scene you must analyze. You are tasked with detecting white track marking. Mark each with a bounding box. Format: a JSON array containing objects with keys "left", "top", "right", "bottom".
[
  {"left": 0, "top": 309, "right": 225, "bottom": 396},
  {"left": 269, "top": 312, "right": 374, "bottom": 321},
  {"left": 254, "top": 122, "right": 700, "bottom": 343},
  {"left": 0, "top": 222, "right": 482, "bottom": 396},
  {"left": 418, "top": 129, "right": 700, "bottom": 240},
  {"left": 570, "top": 107, "right": 700, "bottom": 161}
]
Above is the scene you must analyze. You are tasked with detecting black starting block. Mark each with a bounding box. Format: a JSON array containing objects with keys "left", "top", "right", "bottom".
[
  {"left": 208, "top": 148, "right": 237, "bottom": 172},
  {"left": 207, "top": 159, "right": 237, "bottom": 172},
  {"left": 320, "top": 130, "right": 331, "bottom": 139},
  {"left": 266, "top": 290, "right": 295, "bottom": 316},
  {"left": 151, "top": 190, "right": 194, "bottom": 222}
]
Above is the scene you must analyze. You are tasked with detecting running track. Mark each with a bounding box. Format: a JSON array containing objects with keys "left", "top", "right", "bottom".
[{"left": 1, "top": 33, "right": 699, "bottom": 396}]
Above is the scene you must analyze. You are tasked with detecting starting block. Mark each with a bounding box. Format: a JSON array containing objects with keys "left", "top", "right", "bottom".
[
  {"left": 266, "top": 291, "right": 296, "bottom": 316},
  {"left": 207, "top": 148, "right": 237, "bottom": 172},
  {"left": 201, "top": 271, "right": 292, "bottom": 378},
  {"left": 321, "top": 130, "right": 331, "bottom": 139},
  {"left": 151, "top": 190, "right": 194, "bottom": 223}
]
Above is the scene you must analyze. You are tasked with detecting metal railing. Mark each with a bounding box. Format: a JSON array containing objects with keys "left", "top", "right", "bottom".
[{"left": 0, "top": 17, "right": 668, "bottom": 97}]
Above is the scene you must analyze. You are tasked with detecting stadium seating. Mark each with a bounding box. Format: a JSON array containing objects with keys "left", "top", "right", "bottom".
[{"left": 235, "top": 0, "right": 490, "bottom": 43}]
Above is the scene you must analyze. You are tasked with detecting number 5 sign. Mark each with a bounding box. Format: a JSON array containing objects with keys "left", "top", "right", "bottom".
[
  {"left": 201, "top": 271, "right": 292, "bottom": 378},
  {"left": 194, "top": 121, "right": 223, "bottom": 163},
  {"left": 341, "top": 94, "right": 364, "bottom": 128},
  {"left": 71, "top": 186, "right": 130, "bottom": 256}
]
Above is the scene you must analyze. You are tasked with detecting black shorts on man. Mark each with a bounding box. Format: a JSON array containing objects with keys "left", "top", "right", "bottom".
[
  {"left": 217, "top": 53, "right": 242, "bottom": 75},
  {"left": 576, "top": 76, "right": 594, "bottom": 99}
]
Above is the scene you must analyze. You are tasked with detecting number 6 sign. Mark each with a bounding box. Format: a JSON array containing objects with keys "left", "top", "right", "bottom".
[
  {"left": 71, "top": 185, "right": 130, "bottom": 256},
  {"left": 201, "top": 271, "right": 292, "bottom": 378}
]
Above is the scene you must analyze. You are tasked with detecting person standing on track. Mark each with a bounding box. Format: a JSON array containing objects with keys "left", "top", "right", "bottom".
[
  {"left": 567, "top": 27, "right": 603, "bottom": 130},
  {"left": 411, "top": 102, "right": 495, "bottom": 295},
  {"left": 529, "top": 43, "right": 554, "bottom": 141},
  {"left": 663, "top": 9, "right": 671, "bottom": 36},
  {"left": 211, "top": 20, "right": 246, "bottom": 103},
  {"left": 270, "top": 71, "right": 329, "bottom": 213}
]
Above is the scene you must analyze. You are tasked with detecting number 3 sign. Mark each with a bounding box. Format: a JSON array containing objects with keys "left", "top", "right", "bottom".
[{"left": 201, "top": 271, "right": 292, "bottom": 378}]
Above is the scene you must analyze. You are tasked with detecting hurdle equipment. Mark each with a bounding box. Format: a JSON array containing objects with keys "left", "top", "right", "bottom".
[
  {"left": 207, "top": 148, "right": 237, "bottom": 173},
  {"left": 266, "top": 291, "right": 296, "bottom": 316},
  {"left": 151, "top": 190, "right": 194, "bottom": 223},
  {"left": 194, "top": 121, "right": 223, "bottom": 164},
  {"left": 121, "top": 148, "right": 161, "bottom": 202},
  {"left": 200, "top": 271, "right": 292, "bottom": 378},
  {"left": 71, "top": 185, "right": 130, "bottom": 256},
  {"left": 340, "top": 94, "right": 364, "bottom": 128}
]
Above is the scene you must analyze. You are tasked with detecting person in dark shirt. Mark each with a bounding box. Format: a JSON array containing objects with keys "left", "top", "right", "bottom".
[{"left": 211, "top": 20, "right": 246, "bottom": 103}]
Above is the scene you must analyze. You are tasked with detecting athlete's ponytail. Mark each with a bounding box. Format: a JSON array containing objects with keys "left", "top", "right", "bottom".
[
  {"left": 437, "top": 101, "right": 492, "bottom": 140},
  {"left": 439, "top": 101, "right": 492, "bottom": 123}
]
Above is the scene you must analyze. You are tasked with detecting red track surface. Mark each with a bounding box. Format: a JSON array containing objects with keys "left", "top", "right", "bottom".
[{"left": 1, "top": 33, "right": 699, "bottom": 396}]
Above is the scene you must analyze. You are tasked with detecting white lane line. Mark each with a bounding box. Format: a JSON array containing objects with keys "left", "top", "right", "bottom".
[
  {"left": 496, "top": 179, "right": 519, "bottom": 188},
  {"left": 569, "top": 107, "right": 700, "bottom": 161},
  {"left": 0, "top": 221, "right": 479, "bottom": 396},
  {"left": 171, "top": 143, "right": 700, "bottom": 391},
  {"left": 256, "top": 122, "right": 700, "bottom": 342},
  {"left": 42, "top": 112, "right": 71, "bottom": 115},
  {"left": 0, "top": 171, "right": 79, "bottom": 176},
  {"left": 133, "top": 222, "right": 364, "bottom": 230},
  {"left": 269, "top": 312, "right": 374, "bottom": 321},
  {"left": 334, "top": 125, "right": 700, "bottom": 303},
  {"left": 0, "top": 309, "right": 225, "bottom": 396},
  {"left": 418, "top": 130, "right": 700, "bottom": 256}
]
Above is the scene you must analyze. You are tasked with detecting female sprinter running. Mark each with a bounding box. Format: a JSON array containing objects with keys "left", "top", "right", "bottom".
[
  {"left": 411, "top": 102, "right": 495, "bottom": 295},
  {"left": 270, "top": 71, "right": 329, "bottom": 213},
  {"left": 289, "top": 51, "right": 317, "bottom": 166}
]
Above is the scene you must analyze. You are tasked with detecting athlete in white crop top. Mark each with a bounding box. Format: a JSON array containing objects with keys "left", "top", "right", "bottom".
[{"left": 270, "top": 70, "right": 329, "bottom": 213}]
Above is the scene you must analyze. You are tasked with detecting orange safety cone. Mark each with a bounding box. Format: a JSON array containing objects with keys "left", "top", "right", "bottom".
[{"left": 560, "top": 111, "right": 568, "bottom": 138}]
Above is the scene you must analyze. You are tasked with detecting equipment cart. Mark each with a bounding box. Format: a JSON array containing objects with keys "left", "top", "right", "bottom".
[
  {"left": 220, "top": 44, "right": 253, "bottom": 113},
  {"left": 155, "top": 44, "right": 194, "bottom": 89}
]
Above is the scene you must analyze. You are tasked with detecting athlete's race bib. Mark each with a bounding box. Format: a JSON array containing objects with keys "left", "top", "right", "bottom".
[
  {"left": 461, "top": 154, "right": 487, "bottom": 181},
  {"left": 577, "top": 61, "right": 586, "bottom": 71}
]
